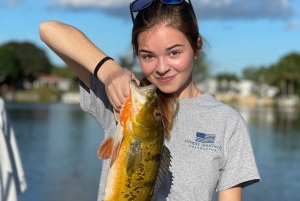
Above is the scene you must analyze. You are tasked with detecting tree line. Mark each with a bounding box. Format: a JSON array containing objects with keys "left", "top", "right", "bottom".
[
  {"left": 242, "top": 52, "right": 300, "bottom": 96},
  {"left": 0, "top": 41, "right": 77, "bottom": 88},
  {"left": 206, "top": 53, "right": 300, "bottom": 96},
  {"left": 0, "top": 41, "right": 299, "bottom": 96}
]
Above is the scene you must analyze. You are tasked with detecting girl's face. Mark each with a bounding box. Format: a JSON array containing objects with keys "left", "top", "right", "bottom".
[{"left": 137, "top": 25, "right": 199, "bottom": 98}]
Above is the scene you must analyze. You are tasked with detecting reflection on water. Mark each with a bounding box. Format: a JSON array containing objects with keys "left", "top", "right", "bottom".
[
  {"left": 4, "top": 103, "right": 300, "bottom": 201},
  {"left": 240, "top": 106, "right": 300, "bottom": 133},
  {"left": 235, "top": 106, "right": 300, "bottom": 201}
]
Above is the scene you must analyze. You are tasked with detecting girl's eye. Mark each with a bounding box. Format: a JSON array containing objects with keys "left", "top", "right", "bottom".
[
  {"left": 141, "top": 54, "right": 153, "bottom": 59},
  {"left": 170, "top": 51, "right": 179, "bottom": 56}
]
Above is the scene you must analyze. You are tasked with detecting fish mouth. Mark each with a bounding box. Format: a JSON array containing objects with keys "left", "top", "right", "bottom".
[
  {"left": 129, "top": 80, "right": 158, "bottom": 137},
  {"left": 130, "top": 80, "right": 157, "bottom": 100}
]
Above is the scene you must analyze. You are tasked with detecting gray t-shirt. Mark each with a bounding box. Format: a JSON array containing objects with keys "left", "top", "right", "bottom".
[{"left": 79, "top": 76, "right": 260, "bottom": 201}]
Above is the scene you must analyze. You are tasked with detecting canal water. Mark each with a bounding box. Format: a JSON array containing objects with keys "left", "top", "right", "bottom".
[{"left": 4, "top": 102, "right": 300, "bottom": 201}]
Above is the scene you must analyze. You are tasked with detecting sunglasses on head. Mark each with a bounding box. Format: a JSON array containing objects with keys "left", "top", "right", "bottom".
[{"left": 129, "top": 0, "right": 196, "bottom": 23}]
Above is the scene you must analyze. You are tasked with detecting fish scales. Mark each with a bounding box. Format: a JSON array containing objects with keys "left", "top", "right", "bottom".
[{"left": 98, "top": 80, "right": 167, "bottom": 201}]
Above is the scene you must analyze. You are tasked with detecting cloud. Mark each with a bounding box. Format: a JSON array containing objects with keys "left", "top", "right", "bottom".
[
  {"left": 55, "top": 0, "right": 130, "bottom": 7},
  {"left": 52, "top": 0, "right": 295, "bottom": 20},
  {"left": 284, "top": 20, "right": 299, "bottom": 30},
  {"left": 0, "top": 0, "right": 21, "bottom": 7},
  {"left": 194, "top": 0, "right": 295, "bottom": 20}
]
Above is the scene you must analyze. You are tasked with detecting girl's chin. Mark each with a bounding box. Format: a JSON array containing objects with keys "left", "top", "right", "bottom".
[{"left": 156, "top": 85, "right": 178, "bottom": 94}]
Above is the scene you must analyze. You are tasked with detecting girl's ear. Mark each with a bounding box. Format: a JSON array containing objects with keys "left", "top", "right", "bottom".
[{"left": 194, "top": 36, "right": 202, "bottom": 59}]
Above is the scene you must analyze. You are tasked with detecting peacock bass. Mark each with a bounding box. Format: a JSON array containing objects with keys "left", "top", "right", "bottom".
[{"left": 98, "top": 80, "right": 171, "bottom": 201}]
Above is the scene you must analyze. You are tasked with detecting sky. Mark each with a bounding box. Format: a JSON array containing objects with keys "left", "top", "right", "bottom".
[{"left": 0, "top": 0, "right": 300, "bottom": 76}]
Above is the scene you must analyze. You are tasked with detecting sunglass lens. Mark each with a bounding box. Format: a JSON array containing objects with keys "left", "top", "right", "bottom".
[
  {"left": 162, "top": 0, "right": 183, "bottom": 4},
  {"left": 132, "top": 0, "right": 152, "bottom": 12}
]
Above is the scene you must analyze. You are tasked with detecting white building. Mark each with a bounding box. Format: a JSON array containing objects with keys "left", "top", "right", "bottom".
[
  {"left": 197, "top": 78, "right": 279, "bottom": 98},
  {"left": 33, "top": 75, "right": 72, "bottom": 91}
]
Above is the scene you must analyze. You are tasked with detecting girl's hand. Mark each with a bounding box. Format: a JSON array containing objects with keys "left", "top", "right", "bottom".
[{"left": 104, "top": 68, "right": 140, "bottom": 113}]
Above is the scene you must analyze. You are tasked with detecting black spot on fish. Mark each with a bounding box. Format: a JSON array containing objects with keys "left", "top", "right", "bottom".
[
  {"left": 136, "top": 176, "right": 145, "bottom": 181},
  {"left": 139, "top": 164, "right": 145, "bottom": 172},
  {"left": 144, "top": 180, "right": 155, "bottom": 187},
  {"left": 133, "top": 187, "right": 141, "bottom": 191},
  {"left": 149, "top": 153, "right": 161, "bottom": 161}
]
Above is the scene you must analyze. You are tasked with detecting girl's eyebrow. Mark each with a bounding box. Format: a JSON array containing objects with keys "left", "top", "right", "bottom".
[
  {"left": 166, "top": 44, "right": 183, "bottom": 51},
  {"left": 138, "top": 49, "right": 153, "bottom": 54},
  {"left": 139, "top": 44, "right": 183, "bottom": 54}
]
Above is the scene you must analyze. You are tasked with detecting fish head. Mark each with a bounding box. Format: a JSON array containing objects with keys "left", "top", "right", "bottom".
[{"left": 127, "top": 80, "right": 164, "bottom": 141}]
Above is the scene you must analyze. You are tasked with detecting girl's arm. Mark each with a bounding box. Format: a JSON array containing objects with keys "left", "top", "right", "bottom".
[
  {"left": 39, "top": 20, "right": 139, "bottom": 111},
  {"left": 218, "top": 184, "right": 242, "bottom": 201}
]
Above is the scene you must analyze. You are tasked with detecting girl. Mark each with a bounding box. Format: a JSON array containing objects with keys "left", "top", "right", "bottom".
[{"left": 39, "top": 0, "right": 260, "bottom": 200}]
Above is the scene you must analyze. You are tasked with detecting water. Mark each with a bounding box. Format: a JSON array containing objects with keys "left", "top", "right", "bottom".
[
  {"left": 236, "top": 107, "right": 300, "bottom": 201},
  {"left": 4, "top": 102, "right": 300, "bottom": 201},
  {"left": 5, "top": 103, "right": 103, "bottom": 201}
]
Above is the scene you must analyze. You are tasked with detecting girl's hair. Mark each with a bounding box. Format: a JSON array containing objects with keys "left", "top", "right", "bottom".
[
  {"left": 132, "top": 0, "right": 202, "bottom": 55},
  {"left": 132, "top": 1, "right": 201, "bottom": 139}
]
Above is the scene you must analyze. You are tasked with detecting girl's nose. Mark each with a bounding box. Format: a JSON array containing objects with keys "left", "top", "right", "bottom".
[{"left": 155, "top": 58, "right": 170, "bottom": 75}]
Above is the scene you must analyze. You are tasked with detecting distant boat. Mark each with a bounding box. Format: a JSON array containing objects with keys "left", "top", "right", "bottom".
[{"left": 277, "top": 95, "right": 299, "bottom": 108}]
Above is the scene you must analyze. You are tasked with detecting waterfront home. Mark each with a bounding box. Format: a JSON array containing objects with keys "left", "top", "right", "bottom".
[{"left": 32, "top": 74, "right": 72, "bottom": 91}]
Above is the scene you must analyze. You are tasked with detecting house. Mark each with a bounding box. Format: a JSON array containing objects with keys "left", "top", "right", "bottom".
[
  {"left": 196, "top": 78, "right": 218, "bottom": 95},
  {"left": 32, "top": 74, "right": 72, "bottom": 91},
  {"left": 197, "top": 78, "right": 279, "bottom": 107}
]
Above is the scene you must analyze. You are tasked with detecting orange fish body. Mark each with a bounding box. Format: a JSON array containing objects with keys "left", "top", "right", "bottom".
[{"left": 98, "top": 80, "right": 167, "bottom": 201}]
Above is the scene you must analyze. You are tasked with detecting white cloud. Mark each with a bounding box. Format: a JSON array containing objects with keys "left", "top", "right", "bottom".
[
  {"left": 192, "top": 0, "right": 294, "bottom": 20},
  {"left": 52, "top": 0, "right": 296, "bottom": 20},
  {"left": 198, "top": 0, "right": 231, "bottom": 7},
  {"left": 285, "top": 20, "right": 299, "bottom": 30},
  {"left": 54, "top": 0, "right": 130, "bottom": 8},
  {"left": 0, "top": 0, "right": 21, "bottom": 7}
]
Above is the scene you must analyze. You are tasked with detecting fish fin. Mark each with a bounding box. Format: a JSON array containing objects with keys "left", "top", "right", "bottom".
[
  {"left": 98, "top": 136, "right": 113, "bottom": 159},
  {"left": 126, "top": 139, "right": 142, "bottom": 177},
  {"left": 151, "top": 145, "right": 172, "bottom": 199},
  {"left": 109, "top": 123, "right": 123, "bottom": 167},
  {"left": 98, "top": 123, "right": 123, "bottom": 164}
]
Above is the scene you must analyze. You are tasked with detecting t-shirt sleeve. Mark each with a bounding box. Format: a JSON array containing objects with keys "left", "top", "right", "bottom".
[
  {"left": 79, "top": 74, "right": 116, "bottom": 137},
  {"left": 216, "top": 117, "right": 260, "bottom": 192}
]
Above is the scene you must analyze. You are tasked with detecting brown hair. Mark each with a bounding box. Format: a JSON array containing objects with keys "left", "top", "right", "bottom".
[
  {"left": 132, "top": 0, "right": 202, "bottom": 55},
  {"left": 132, "top": 1, "right": 202, "bottom": 139}
]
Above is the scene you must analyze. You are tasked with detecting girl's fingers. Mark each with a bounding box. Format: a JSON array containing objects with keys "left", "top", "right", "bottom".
[
  {"left": 131, "top": 74, "right": 140, "bottom": 86},
  {"left": 105, "top": 70, "right": 140, "bottom": 112},
  {"left": 107, "top": 94, "right": 120, "bottom": 113}
]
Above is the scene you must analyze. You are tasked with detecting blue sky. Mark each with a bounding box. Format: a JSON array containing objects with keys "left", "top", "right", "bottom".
[{"left": 0, "top": 0, "right": 299, "bottom": 76}]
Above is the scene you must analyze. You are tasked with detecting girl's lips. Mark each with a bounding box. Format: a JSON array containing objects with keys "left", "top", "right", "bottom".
[{"left": 157, "top": 75, "right": 176, "bottom": 84}]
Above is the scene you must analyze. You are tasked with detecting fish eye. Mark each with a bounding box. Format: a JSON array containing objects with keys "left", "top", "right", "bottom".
[{"left": 154, "top": 109, "right": 162, "bottom": 120}]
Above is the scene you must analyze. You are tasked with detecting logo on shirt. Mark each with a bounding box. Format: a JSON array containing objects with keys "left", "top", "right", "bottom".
[
  {"left": 195, "top": 132, "right": 216, "bottom": 143},
  {"left": 184, "top": 132, "right": 221, "bottom": 152}
]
